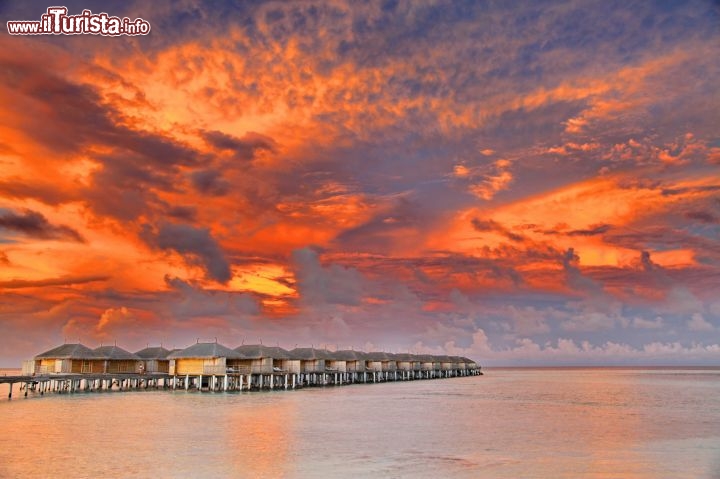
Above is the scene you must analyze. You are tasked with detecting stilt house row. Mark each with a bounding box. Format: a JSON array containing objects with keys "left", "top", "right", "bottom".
[{"left": 23, "top": 341, "right": 481, "bottom": 380}]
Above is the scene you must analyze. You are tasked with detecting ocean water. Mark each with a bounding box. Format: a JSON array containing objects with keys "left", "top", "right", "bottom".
[{"left": 1, "top": 367, "right": 719, "bottom": 478}]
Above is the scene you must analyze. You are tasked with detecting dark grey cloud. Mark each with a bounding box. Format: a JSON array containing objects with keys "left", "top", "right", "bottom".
[
  {"left": 334, "top": 196, "right": 421, "bottom": 253},
  {"left": 141, "top": 222, "right": 232, "bottom": 283},
  {"left": 685, "top": 210, "right": 718, "bottom": 224},
  {"left": 327, "top": 250, "right": 526, "bottom": 292},
  {"left": 164, "top": 276, "right": 259, "bottom": 319},
  {"left": 661, "top": 185, "right": 720, "bottom": 196},
  {"left": 0, "top": 179, "right": 73, "bottom": 205},
  {"left": 190, "top": 169, "right": 231, "bottom": 196},
  {"left": 0, "top": 275, "right": 109, "bottom": 289},
  {"left": 606, "top": 227, "right": 720, "bottom": 260},
  {"left": 640, "top": 250, "right": 659, "bottom": 272},
  {"left": 165, "top": 205, "right": 198, "bottom": 222},
  {"left": 0, "top": 209, "right": 85, "bottom": 242},
  {"left": 567, "top": 224, "right": 613, "bottom": 237},
  {"left": 292, "top": 247, "right": 365, "bottom": 306},
  {"left": 471, "top": 218, "right": 525, "bottom": 242},
  {"left": 562, "top": 247, "right": 602, "bottom": 293},
  {"left": 201, "top": 130, "right": 275, "bottom": 160}
]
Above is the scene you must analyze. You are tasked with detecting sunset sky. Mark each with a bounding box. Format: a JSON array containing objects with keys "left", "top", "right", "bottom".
[{"left": 0, "top": 1, "right": 718, "bottom": 366}]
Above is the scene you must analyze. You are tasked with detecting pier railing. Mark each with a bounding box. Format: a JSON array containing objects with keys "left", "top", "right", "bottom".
[
  {"left": 229, "top": 365, "right": 274, "bottom": 374},
  {"left": 202, "top": 365, "right": 228, "bottom": 375},
  {"left": 301, "top": 366, "right": 326, "bottom": 373},
  {"left": 198, "top": 365, "right": 291, "bottom": 375}
]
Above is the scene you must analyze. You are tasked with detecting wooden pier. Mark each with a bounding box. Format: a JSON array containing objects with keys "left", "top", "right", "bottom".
[
  {"left": 1, "top": 364, "right": 481, "bottom": 399},
  {"left": 0, "top": 372, "right": 170, "bottom": 398}
]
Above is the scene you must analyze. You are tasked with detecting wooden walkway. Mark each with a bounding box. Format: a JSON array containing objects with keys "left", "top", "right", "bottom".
[
  {"left": 0, "top": 373, "right": 171, "bottom": 398},
  {"left": 1, "top": 367, "right": 482, "bottom": 399}
]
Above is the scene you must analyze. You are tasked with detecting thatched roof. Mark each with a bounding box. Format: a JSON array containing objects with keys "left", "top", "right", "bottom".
[
  {"left": 329, "top": 349, "right": 362, "bottom": 361},
  {"left": 33, "top": 340, "right": 481, "bottom": 367},
  {"left": 167, "top": 342, "right": 241, "bottom": 359},
  {"left": 94, "top": 345, "right": 140, "bottom": 360},
  {"left": 235, "top": 344, "right": 291, "bottom": 359},
  {"left": 288, "top": 347, "right": 330, "bottom": 360},
  {"left": 266, "top": 346, "right": 292, "bottom": 359},
  {"left": 135, "top": 346, "right": 171, "bottom": 359},
  {"left": 365, "top": 351, "right": 391, "bottom": 361},
  {"left": 398, "top": 353, "right": 422, "bottom": 362},
  {"left": 35, "top": 343, "right": 102, "bottom": 360}
]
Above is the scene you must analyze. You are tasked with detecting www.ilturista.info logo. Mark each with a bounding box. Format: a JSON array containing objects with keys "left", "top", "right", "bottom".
[{"left": 7, "top": 6, "right": 151, "bottom": 36}]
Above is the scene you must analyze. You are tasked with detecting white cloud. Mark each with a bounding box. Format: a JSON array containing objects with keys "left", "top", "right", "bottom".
[
  {"left": 687, "top": 313, "right": 714, "bottom": 332},
  {"left": 561, "top": 311, "right": 617, "bottom": 332},
  {"left": 632, "top": 316, "right": 664, "bottom": 330}
]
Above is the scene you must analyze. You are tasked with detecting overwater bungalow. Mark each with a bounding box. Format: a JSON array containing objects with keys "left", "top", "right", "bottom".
[
  {"left": 233, "top": 344, "right": 272, "bottom": 374},
  {"left": 385, "top": 353, "right": 400, "bottom": 371},
  {"left": 450, "top": 356, "right": 465, "bottom": 373},
  {"left": 410, "top": 354, "right": 424, "bottom": 377},
  {"left": 416, "top": 355, "right": 435, "bottom": 378},
  {"left": 134, "top": 346, "right": 171, "bottom": 373},
  {"left": 355, "top": 351, "right": 372, "bottom": 372},
  {"left": 288, "top": 347, "right": 329, "bottom": 374},
  {"left": 365, "top": 352, "right": 395, "bottom": 376},
  {"left": 233, "top": 345, "right": 296, "bottom": 374},
  {"left": 94, "top": 345, "right": 141, "bottom": 373},
  {"left": 392, "top": 353, "right": 412, "bottom": 378},
  {"left": 431, "top": 355, "right": 442, "bottom": 373},
  {"left": 267, "top": 347, "right": 300, "bottom": 374},
  {"left": 167, "top": 341, "right": 241, "bottom": 375},
  {"left": 461, "top": 356, "right": 480, "bottom": 373},
  {"left": 327, "top": 350, "right": 356, "bottom": 373},
  {"left": 353, "top": 350, "right": 369, "bottom": 371},
  {"left": 333, "top": 350, "right": 372, "bottom": 383},
  {"left": 384, "top": 353, "right": 398, "bottom": 373},
  {"left": 29, "top": 343, "right": 105, "bottom": 374},
  {"left": 437, "top": 355, "right": 455, "bottom": 376},
  {"left": 324, "top": 350, "right": 344, "bottom": 373},
  {"left": 288, "top": 347, "right": 333, "bottom": 385}
]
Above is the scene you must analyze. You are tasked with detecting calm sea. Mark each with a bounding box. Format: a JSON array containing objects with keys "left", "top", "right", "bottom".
[{"left": 1, "top": 367, "right": 719, "bottom": 478}]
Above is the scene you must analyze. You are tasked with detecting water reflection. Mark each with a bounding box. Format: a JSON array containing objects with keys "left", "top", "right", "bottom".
[
  {"left": 0, "top": 370, "right": 718, "bottom": 478},
  {"left": 225, "top": 395, "right": 294, "bottom": 478}
]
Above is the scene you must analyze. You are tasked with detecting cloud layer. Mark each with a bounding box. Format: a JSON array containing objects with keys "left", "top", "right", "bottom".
[{"left": 0, "top": 0, "right": 718, "bottom": 365}]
